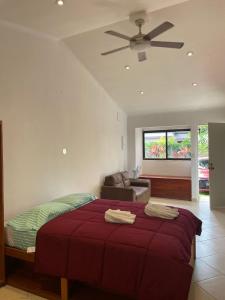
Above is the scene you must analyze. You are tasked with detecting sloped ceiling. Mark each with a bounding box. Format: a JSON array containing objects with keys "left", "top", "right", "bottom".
[
  {"left": 64, "top": 0, "right": 225, "bottom": 115},
  {"left": 0, "top": 0, "right": 188, "bottom": 38},
  {"left": 0, "top": 0, "right": 224, "bottom": 115}
]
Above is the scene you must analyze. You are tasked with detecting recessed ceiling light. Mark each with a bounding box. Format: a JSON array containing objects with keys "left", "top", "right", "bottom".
[
  {"left": 138, "top": 90, "right": 144, "bottom": 95},
  {"left": 124, "top": 65, "right": 131, "bottom": 70},
  {"left": 62, "top": 148, "right": 67, "bottom": 155},
  {"left": 192, "top": 83, "right": 198, "bottom": 87},
  {"left": 187, "top": 51, "right": 194, "bottom": 57},
  {"left": 56, "top": 0, "right": 64, "bottom": 6}
]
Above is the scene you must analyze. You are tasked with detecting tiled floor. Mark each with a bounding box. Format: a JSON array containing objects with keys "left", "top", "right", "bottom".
[
  {"left": 0, "top": 285, "right": 44, "bottom": 300},
  {"left": 1, "top": 195, "right": 225, "bottom": 300}
]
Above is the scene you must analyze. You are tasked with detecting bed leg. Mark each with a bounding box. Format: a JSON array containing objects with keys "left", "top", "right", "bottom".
[
  {"left": 61, "top": 277, "right": 68, "bottom": 300},
  {"left": 193, "top": 235, "right": 196, "bottom": 260}
]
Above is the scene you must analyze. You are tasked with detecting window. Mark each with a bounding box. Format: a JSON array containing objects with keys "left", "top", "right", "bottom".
[
  {"left": 143, "top": 131, "right": 166, "bottom": 159},
  {"left": 143, "top": 129, "right": 191, "bottom": 160},
  {"left": 199, "top": 159, "right": 208, "bottom": 169}
]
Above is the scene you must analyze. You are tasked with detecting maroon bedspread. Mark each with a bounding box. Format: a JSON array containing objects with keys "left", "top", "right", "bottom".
[{"left": 35, "top": 199, "right": 202, "bottom": 300}]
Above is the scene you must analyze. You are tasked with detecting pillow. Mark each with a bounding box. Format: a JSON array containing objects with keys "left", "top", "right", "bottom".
[
  {"left": 53, "top": 193, "right": 96, "bottom": 209},
  {"left": 7, "top": 202, "right": 72, "bottom": 231},
  {"left": 121, "top": 171, "right": 131, "bottom": 187},
  {"left": 104, "top": 173, "right": 124, "bottom": 186}
]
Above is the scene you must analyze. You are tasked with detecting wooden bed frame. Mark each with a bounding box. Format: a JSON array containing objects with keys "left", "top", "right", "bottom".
[
  {"left": 3, "top": 238, "right": 196, "bottom": 300},
  {"left": 4, "top": 245, "right": 69, "bottom": 300},
  {"left": 0, "top": 120, "right": 196, "bottom": 300}
]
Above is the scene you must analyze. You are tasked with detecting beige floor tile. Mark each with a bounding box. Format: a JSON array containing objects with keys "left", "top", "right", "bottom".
[
  {"left": 192, "top": 259, "right": 221, "bottom": 282},
  {"left": 196, "top": 241, "right": 218, "bottom": 258},
  {"left": 197, "top": 228, "right": 225, "bottom": 242},
  {"left": 197, "top": 276, "right": 225, "bottom": 300},
  {"left": 197, "top": 238, "right": 225, "bottom": 258},
  {"left": 188, "top": 283, "right": 216, "bottom": 300},
  {"left": 201, "top": 237, "right": 225, "bottom": 251},
  {"left": 0, "top": 285, "right": 28, "bottom": 300},
  {"left": 201, "top": 253, "right": 225, "bottom": 274},
  {"left": 0, "top": 286, "right": 45, "bottom": 300}
]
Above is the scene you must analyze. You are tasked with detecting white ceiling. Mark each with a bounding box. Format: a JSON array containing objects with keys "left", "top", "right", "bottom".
[
  {"left": 0, "top": 0, "right": 188, "bottom": 38},
  {"left": 64, "top": 0, "right": 225, "bottom": 115},
  {"left": 0, "top": 0, "right": 225, "bottom": 116}
]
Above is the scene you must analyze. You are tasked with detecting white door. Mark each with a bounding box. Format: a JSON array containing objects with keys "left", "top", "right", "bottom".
[{"left": 208, "top": 123, "right": 225, "bottom": 209}]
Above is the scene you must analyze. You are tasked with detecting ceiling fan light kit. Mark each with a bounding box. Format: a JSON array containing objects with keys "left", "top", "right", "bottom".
[{"left": 101, "top": 11, "right": 184, "bottom": 62}]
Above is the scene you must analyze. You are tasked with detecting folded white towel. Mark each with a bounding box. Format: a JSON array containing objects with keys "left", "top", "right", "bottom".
[
  {"left": 144, "top": 202, "right": 179, "bottom": 220},
  {"left": 105, "top": 209, "right": 136, "bottom": 224}
]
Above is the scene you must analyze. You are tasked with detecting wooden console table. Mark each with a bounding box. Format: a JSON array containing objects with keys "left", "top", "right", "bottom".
[{"left": 139, "top": 174, "right": 192, "bottom": 201}]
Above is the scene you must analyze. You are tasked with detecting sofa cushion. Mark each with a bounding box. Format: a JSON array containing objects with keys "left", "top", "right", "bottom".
[
  {"left": 130, "top": 186, "right": 150, "bottom": 203},
  {"left": 121, "top": 171, "right": 131, "bottom": 187},
  {"left": 104, "top": 173, "right": 124, "bottom": 188},
  {"left": 130, "top": 186, "right": 148, "bottom": 197}
]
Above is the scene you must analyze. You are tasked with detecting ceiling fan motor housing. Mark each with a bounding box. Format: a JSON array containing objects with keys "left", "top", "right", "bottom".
[{"left": 130, "top": 38, "right": 151, "bottom": 51}]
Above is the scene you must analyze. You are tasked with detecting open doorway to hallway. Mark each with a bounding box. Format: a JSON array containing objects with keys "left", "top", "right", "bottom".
[{"left": 198, "top": 125, "right": 209, "bottom": 202}]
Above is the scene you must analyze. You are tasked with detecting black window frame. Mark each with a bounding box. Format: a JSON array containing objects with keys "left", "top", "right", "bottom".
[{"left": 143, "top": 129, "right": 191, "bottom": 161}]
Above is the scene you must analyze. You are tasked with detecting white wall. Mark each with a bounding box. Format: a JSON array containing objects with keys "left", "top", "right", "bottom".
[
  {"left": 142, "top": 160, "right": 191, "bottom": 177},
  {"left": 128, "top": 108, "right": 225, "bottom": 200},
  {"left": 0, "top": 23, "right": 127, "bottom": 220}
]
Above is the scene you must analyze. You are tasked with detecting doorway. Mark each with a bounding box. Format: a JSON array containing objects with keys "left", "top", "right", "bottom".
[{"left": 198, "top": 125, "right": 209, "bottom": 201}]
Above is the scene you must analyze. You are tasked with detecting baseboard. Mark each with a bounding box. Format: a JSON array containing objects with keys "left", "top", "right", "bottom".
[{"left": 210, "top": 205, "right": 225, "bottom": 210}]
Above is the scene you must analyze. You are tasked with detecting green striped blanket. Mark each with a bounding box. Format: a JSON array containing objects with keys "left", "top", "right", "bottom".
[{"left": 6, "top": 193, "right": 96, "bottom": 250}]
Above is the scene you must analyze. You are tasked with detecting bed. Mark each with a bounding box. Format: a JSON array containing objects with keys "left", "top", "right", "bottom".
[{"left": 4, "top": 197, "right": 201, "bottom": 300}]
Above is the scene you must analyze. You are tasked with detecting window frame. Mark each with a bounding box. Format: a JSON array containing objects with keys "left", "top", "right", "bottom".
[{"left": 143, "top": 129, "right": 191, "bottom": 161}]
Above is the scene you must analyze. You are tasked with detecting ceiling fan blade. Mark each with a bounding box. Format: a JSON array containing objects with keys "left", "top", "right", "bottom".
[
  {"left": 138, "top": 51, "right": 147, "bottom": 62},
  {"left": 150, "top": 41, "right": 184, "bottom": 49},
  {"left": 144, "top": 22, "right": 174, "bottom": 40},
  {"left": 101, "top": 45, "right": 130, "bottom": 56},
  {"left": 105, "top": 30, "right": 131, "bottom": 41}
]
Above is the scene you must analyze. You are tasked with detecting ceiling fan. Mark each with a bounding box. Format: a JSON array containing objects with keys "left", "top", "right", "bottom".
[{"left": 101, "top": 18, "right": 184, "bottom": 62}]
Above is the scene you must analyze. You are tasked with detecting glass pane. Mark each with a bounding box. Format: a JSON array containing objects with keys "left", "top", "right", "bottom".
[
  {"left": 144, "top": 132, "right": 166, "bottom": 159},
  {"left": 167, "top": 131, "right": 191, "bottom": 159},
  {"left": 199, "top": 159, "right": 208, "bottom": 169}
]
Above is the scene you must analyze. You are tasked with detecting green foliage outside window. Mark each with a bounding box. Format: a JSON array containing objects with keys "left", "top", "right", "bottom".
[
  {"left": 145, "top": 136, "right": 166, "bottom": 158},
  {"left": 198, "top": 125, "right": 208, "bottom": 157},
  {"left": 144, "top": 130, "right": 191, "bottom": 159},
  {"left": 167, "top": 132, "right": 191, "bottom": 159}
]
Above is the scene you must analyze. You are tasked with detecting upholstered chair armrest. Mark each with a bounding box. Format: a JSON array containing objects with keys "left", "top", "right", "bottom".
[
  {"left": 100, "top": 186, "right": 135, "bottom": 201},
  {"left": 130, "top": 179, "right": 150, "bottom": 188}
]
